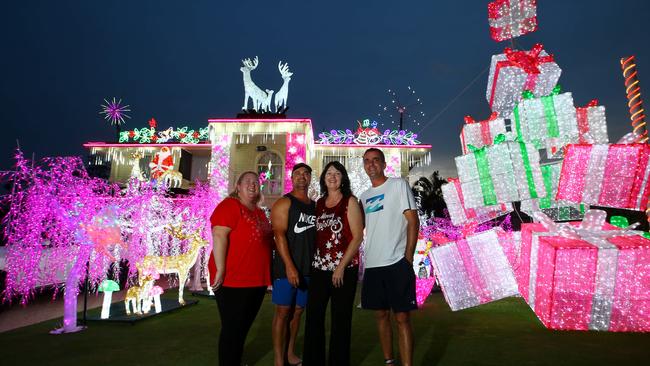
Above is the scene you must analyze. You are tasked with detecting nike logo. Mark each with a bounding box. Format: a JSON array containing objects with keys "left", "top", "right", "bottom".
[{"left": 294, "top": 223, "right": 315, "bottom": 234}]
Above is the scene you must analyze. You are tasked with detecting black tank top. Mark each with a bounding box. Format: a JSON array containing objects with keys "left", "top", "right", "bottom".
[{"left": 273, "top": 193, "right": 316, "bottom": 279}]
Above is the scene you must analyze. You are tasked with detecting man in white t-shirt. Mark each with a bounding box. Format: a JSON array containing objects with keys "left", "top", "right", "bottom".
[{"left": 359, "top": 148, "right": 419, "bottom": 366}]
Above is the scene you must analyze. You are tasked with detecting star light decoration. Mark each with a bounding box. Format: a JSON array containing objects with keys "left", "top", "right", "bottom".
[
  {"left": 100, "top": 97, "right": 131, "bottom": 126},
  {"left": 488, "top": 0, "right": 538, "bottom": 42}
]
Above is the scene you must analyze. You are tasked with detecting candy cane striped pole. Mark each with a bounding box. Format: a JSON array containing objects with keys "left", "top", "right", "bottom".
[{"left": 620, "top": 56, "right": 648, "bottom": 143}]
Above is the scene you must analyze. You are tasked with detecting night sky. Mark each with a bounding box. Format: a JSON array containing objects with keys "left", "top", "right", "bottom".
[{"left": 1, "top": 1, "right": 649, "bottom": 176}]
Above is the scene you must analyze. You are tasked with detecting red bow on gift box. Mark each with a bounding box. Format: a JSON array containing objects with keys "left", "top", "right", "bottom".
[
  {"left": 464, "top": 112, "right": 499, "bottom": 124},
  {"left": 503, "top": 43, "right": 554, "bottom": 74}
]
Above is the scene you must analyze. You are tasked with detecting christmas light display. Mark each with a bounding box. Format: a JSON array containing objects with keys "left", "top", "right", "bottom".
[
  {"left": 149, "top": 147, "right": 174, "bottom": 179},
  {"left": 556, "top": 137, "right": 650, "bottom": 211},
  {"left": 1, "top": 153, "right": 127, "bottom": 333},
  {"left": 209, "top": 134, "right": 232, "bottom": 200},
  {"left": 317, "top": 119, "right": 420, "bottom": 146},
  {"left": 620, "top": 56, "right": 648, "bottom": 143},
  {"left": 520, "top": 210, "right": 650, "bottom": 331},
  {"left": 442, "top": 177, "right": 511, "bottom": 226},
  {"left": 488, "top": 0, "right": 538, "bottom": 42},
  {"left": 413, "top": 237, "right": 436, "bottom": 307},
  {"left": 512, "top": 86, "right": 579, "bottom": 158},
  {"left": 377, "top": 86, "right": 426, "bottom": 128},
  {"left": 125, "top": 270, "right": 158, "bottom": 315},
  {"left": 284, "top": 133, "right": 306, "bottom": 193},
  {"left": 520, "top": 162, "right": 585, "bottom": 221},
  {"left": 455, "top": 135, "right": 545, "bottom": 208},
  {"left": 487, "top": 44, "right": 561, "bottom": 118},
  {"left": 460, "top": 112, "right": 507, "bottom": 155},
  {"left": 431, "top": 228, "right": 519, "bottom": 311},
  {"left": 100, "top": 97, "right": 131, "bottom": 126},
  {"left": 98, "top": 280, "right": 120, "bottom": 319},
  {"left": 119, "top": 125, "right": 209, "bottom": 144},
  {"left": 576, "top": 100, "right": 609, "bottom": 144}
]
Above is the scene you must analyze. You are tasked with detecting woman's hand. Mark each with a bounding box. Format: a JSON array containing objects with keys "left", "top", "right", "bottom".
[
  {"left": 332, "top": 266, "right": 345, "bottom": 288},
  {"left": 211, "top": 271, "right": 224, "bottom": 291}
]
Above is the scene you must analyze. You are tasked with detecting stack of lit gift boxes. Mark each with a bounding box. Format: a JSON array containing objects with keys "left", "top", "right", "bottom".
[{"left": 432, "top": 0, "right": 650, "bottom": 332}]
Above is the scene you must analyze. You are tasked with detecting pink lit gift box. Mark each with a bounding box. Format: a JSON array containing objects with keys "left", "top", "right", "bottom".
[
  {"left": 486, "top": 43, "right": 561, "bottom": 118},
  {"left": 556, "top": 136, "right": 650, "bottom": 211},
  {"left": 442, "top": 177, "right": 511, "bottom": 226},
  {"left": 488, "top": 0, "right": 538, "bottom": 42},
  {"left": 519, "top": 210, "right": 650, "bottom": 331},
  {"left": 460, "top": 112, "right": 507, "bottom": 155},
  {"left": 430, "top": 228, "right": 519, "bottom": 311}
]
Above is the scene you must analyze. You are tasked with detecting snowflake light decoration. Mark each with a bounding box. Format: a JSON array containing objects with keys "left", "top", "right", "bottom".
[{"left": 100, "top": 97, "right": 131, "bottom": 126}]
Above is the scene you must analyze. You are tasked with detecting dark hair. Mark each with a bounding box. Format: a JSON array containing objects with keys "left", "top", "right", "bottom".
[
  {"left": 319, "top": 161, "right": 353, "bottom": 198},
  {"left": 363, "top": 147, "right": 385, "bottom": 163}
]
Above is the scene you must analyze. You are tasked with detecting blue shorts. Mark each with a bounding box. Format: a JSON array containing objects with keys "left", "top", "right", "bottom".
[{"left": 272, "top": 277, "right": 310, "bottom": 307}]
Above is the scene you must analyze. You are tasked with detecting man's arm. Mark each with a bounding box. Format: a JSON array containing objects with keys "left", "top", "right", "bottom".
[
  {"left": 271, "top": 197, "right": 299, "bottom": 287},
  {"left": 403, "top": 209, "right": 419, "bottom": 264}
]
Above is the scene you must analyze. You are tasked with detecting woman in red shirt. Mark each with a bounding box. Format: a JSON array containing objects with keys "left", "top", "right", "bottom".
[
  {"left": 210, "top": 171, "right": 273, "bottom": 366},
  {"left": 303, "top": 161, "right": 364, "bottom": 366}
]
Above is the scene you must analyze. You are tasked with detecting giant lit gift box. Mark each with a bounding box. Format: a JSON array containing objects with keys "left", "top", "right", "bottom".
[
  {"left": 486, "top": 43, "right": 561, "bottom": 118},
  {"left": 460, "top": 112, "right": 507, "bottom": 155},
  {"left": 442, "top": 177, "right": 511, "bottom": 226},
  {"left": 519, "top": 210, "right": 650, "bottom": 331},
  {"left": 455, "top": 136, "right": 545, "bottom": 209},
  {"left": 575, "top": 99, "right": 609, "bottom": 144},
  {"left": 556, "top": 137, "right": 650, "bottom": 211},
  {"left": 430, "top": 228, "right": 519, "bottom": 311},
  {"left": 488, "top": 0, "right": 538, "bottom": 42},
  {"left": 512, "top": 87, "right": 578, "bottom": 158},
  {"left": 520, "top": 162, "right": 585, "bottom": 221}
]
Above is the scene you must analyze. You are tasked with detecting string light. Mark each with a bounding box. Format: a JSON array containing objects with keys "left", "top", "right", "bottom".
[
  {"left": 487, "top": 44, "right": 562, "bottom": 118},
  {"left": 620, "top": 56, "right": 648, "bottom": 143},
  {"left": 284, "top": 133, "right": 306, "bottom": 193},
  {"left": 317, "top": 119, "right": 420, "bottom": 146},
  {"left": 120, "top": 125, "right": 209, "bottom": 144}
]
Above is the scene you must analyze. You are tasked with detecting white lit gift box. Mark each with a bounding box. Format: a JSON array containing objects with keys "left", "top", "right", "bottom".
[
  {"left": 575, "top": 99, "right": 609, "bottom": 144},
  {"left": 486, "top": 43, "right": 561, "bottom": 118},
  {"left": 442, "top": 177, "right": 512, "bottom": 226},
  {"left": 511, "top": 86, "right": 578, "bottom": 158},
  {"left": 520, "top": 162, "right": 585, "bottom": 221},
  {"left": 430, "top": 228, "right": 519, "bottom": 311},
  {"left": 518, "top": 210, "right": 650, "bottom": 331},
  {"left": 556, "top": 135, "right": 650, "bottom": 211},
  {"left": 459, "top": 112, "right": 507, "bottom": 155},
  {"left": 454, "top": 135, "right": 545, "bottom": 209}
]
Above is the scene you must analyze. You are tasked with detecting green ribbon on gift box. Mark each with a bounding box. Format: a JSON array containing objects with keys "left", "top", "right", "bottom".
[
  {"left": 467, "top": 134, "right": 538, "bottom": 205},
  {"left": 514, "top": 85, "right": 562, "bottom": 148}
]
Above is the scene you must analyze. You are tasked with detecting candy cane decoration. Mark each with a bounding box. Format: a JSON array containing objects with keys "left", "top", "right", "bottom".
[{"left": 620, "top": 56, "right": 648, "bottom": 143}]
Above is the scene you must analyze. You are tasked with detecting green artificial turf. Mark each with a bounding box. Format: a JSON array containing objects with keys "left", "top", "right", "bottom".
[{"left": 1, "top": 288, "right": 650, "bottom": 365}]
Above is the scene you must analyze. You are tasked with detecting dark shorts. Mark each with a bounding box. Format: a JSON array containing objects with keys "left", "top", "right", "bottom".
[{"left": 361, "top": 257, "right": 417, "bottom": 313}]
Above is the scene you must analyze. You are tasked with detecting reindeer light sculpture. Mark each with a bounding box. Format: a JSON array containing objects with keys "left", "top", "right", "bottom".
[
  {"left": 241, "top": 56, "right": 271, "bottom": 112},
  {"left": 275, "top": 61, "right": 293, "bottom": 113}
]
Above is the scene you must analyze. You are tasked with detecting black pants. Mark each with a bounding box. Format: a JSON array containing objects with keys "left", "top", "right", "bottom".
[
  {"left": 303, "top": 266, "right": 359, "bottom": 366},
  {"left": 214, "top": 286, "right": 266, "bottom": 366}
]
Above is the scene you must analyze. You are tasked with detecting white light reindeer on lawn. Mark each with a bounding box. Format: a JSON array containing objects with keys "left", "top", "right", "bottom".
[
  {"left": 275, "top": 61, "right": 293, "bottom": 113},
  {"left": 136, "top": 225, "right": 210, "bottom": 305},
  {"left": 241, "top": 56, "right": 272, "bottom": 112}
]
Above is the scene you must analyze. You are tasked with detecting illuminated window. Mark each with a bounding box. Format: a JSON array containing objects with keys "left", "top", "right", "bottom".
[{"left": 257, "top": 151, "right": 283, "bottom": 196}]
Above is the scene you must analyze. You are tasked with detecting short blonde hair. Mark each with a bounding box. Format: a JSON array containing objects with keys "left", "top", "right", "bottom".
[{"left": 228, "top": 171, "right": 262, "bottom": 205}]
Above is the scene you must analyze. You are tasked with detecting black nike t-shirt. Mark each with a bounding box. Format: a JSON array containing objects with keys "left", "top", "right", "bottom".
[{"left": 272, "top": 193, "right": 316, "bottom": 279}]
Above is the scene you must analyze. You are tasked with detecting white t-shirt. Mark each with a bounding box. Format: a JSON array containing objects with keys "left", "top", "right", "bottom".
[{"left": 360, "top": 177, "right": 417, "bottom": 268}]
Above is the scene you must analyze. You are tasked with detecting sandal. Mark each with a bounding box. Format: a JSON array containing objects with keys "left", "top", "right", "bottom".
[{"left": 385, "top": 359, "right": 396, "bottom": 364}]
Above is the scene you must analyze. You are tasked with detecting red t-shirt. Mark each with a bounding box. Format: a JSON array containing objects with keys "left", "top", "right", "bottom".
[{"left": 210, "top": 197, "right": 273, "bottom": 287}]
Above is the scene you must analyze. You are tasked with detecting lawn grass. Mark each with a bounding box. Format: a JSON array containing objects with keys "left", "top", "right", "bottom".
[{"left": 1, "top": 288, "right": 649, "bottom": 365}]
